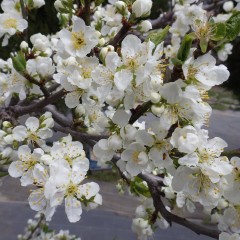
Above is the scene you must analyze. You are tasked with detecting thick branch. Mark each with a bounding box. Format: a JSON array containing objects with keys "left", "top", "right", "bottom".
[
  {"left": 129, "top": 101, "right": 152, "bottom": 125},
  {"left": 82, "top": 0, "right": 91, "bottom": 26},
  {"left": 108, "top": 20, "right": 132, "bottom": 48},
  {"left": 141, "top": 173, "right": 220, "bottom": 239},
  {"left": 13, "top": 89, "right": 66, "bottom": 116},
  {"left": 53, "top": 122, "right": 107, "bottom": 147}
]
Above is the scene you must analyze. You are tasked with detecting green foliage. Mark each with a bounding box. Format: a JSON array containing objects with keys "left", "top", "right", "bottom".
[
  {"left": 171, "top": 57, "right": 183, "bottom": 67},
  {"left": 177, "top": 34, "right": 194, "bottom": 62},
  {"left": 130, "top": 176, "right": 151, "bottom": 197},
  {"left": 0, "top": 171, "right": 8, "bottom": 177},
  {"left": 146, "top": 25, "right": 170, "bottom": 47},
  {"left": 225, "top": 11, "right": 240, "bottom": 41},
  {"left": 11, "top": 52, "right": 26, "bottom": 73},
  {"left": 211, "top": 22, "right": 226, "bottom": 41}
]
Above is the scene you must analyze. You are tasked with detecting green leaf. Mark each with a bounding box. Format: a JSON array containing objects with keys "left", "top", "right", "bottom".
[
  {"left": 11, "top": 52, "right": 26, "bottom": 73},
  {"left": 210, "top": 22, "right": 226, "bottom": 41},
  {"left": 95, "top": 0, "right": 105, "bottom": 6},
  {"left": 171, "top": 57, "right": 183, "bottom": 67},
  {"left": 177, "top": 34, "right": 194, "bottom": 62},
  {"left": 226, "top": 11, "right": 240, "bottom": 41},
  {"left": 199, "top": 38, "right": 208, "bottom": 53},
  {"left": 130, "top": 177, "right": 151, "bottom": 198},
  {"left": 146, "top": 25, "right": 170, "bottom": 46},
  {"left": 0, "top": 172, "right": 8, "bottom": 177}
]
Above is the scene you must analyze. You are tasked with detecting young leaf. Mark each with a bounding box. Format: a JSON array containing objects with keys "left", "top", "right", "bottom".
[
  {"left": 177, "top": 34, "right": 194, "bottom": 62},
  {"left": 226, "top": 11, "right": 240, "bottom": 41},
  {"left": 146, "top": 25, "right": 170, "bottom": 46},
  {"left": 171, "top": 57, "right": 183, "bottom": 67},
  {"left": 210, "top": 22, "right": 226, "bottom": 41},
  {"left": 11, "top": 52, "right": 26, "bottom": 73}
]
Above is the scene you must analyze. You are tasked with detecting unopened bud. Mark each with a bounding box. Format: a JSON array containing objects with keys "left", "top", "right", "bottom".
[
  {"left": 99, "top": 38, "right": 105, "bottom": 46},
  {"left": 115, "top": 1, "right": 127, "bottom": 15},
  {"left": 150, "top": 92, "right": 161, "bottom": 103},
  {"left": 151, "top": 105, "right": 164, "bottom": 116},
  {"left": 223, "top": 1, "right": 234, "bottom": 12},
  {"left": 54, "top": 0, "right": 63, "bottom": 11},
  {"left": 20, "top": 41, "right": 28, "bottom": 50},
  {"left": 2, "top": 121, "right": 12, "bottom": 128},
  {"left": 139, "top": 20, "right": 152, "bottom": 32}
]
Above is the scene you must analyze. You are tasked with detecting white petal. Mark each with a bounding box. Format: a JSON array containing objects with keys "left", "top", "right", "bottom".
[
  {"left": 112, "top": 109, "right": 131, "bottom": 127},
  {"left": 28, "top": 189, "right": 46, "bottom": 211},
  {"left": 13, "top": 126, "right": 28, "bottom": 141},
  {"left": 25, "top": 117, "right": 40, "bottom": 132},
  {"left": 65, "top": 196, "right": 82, "bottom": 223},
  {"left": 65, "top": 91, "right": 80, "bottom": 108},
  {"left": 114, "top": 70, "right": 132, "bottom": 91},
  {"left": 8, "top": 161, "right": 24, "bottom": 178}
]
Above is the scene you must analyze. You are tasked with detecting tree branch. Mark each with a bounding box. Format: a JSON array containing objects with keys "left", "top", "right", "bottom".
[
  {"left": 20, "top": 0, "right": 28, "bottom": 42},
  {"left": 12, "top": 89, "right": 66, "bottom": 116},
  {"left": 108, "top": 20, "right": 132, "bottom": 48},
  {"left": 82, "top": 0, "right": 91, "bottom": 26},
  {"left": 23, "top": 73, "right": 50, "bottom": 97},
  {"left": 26, "top": 214, "right": 45, "bottom": 240},
  {"left": 53, "top": 122, "right": 107, "bottom": 147},
  {"left": 129, "top": 101, "right": 152, "bottom": 125},
  {"left": 141, "top": 173, "right": 220, "bottom": 239}
]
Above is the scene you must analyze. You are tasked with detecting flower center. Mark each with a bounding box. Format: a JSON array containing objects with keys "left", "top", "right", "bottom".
[
  {"left": 132, "top": 151, "right": 140, "bottom": 163},
  {"left": 28, "top": 132, "right": 39, "bottom": 142},
  {"left": 71, "top": 32, "right": 85, "bottom": 50},
  {"left": 4, "top": 18, "right": 17, "bottom": 29},
  {"left": 66, "top": 182, "right": 78, "bottom": 196}
]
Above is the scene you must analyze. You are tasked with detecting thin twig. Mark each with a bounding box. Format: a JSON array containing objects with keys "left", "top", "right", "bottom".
[
  {"left": 23, "top": 73, "right": 50, "bottom": 97},
  {"left": 19, "top": 0, "right": 28, "bottom": 42},
  {"left": 26, "top": 214, "right": 45, "bottom": 240}
]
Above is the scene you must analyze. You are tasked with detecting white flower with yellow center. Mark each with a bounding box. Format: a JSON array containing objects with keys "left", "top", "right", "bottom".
[
  {"left": 224, "top": 157, "right": 240, "bottom": 204},
  {"left": 67, "top": 56, "right": 99, "bottom": 90},
  {"left": 12, "top": 114, "right": 53, "bottom": 146},
  {"left": 218, "top": 206, "right": 240, "bottom": 234},
  {"left": 120, "top": 142, "right": 149, "bottom": 177},
  {"left": 44, "top": 157, "right": 101, "bottom": 223},
  {"left": 183, "top": 53, "right": 230, "bottom": 90},
  {"left": 0, "top": 11, "right": 28, "bottom": 46},
  {"left": 28, "top": 164, "right": 56, "bottom": 221},
  {"left": 172, "top": 166, "right": 223, "bottom": 207},
  {"left": 8, "top": 145, "right": 44, "bottom": 186},
  {"left": 57, "top": 17, "right": 98, "bottom": 58}
]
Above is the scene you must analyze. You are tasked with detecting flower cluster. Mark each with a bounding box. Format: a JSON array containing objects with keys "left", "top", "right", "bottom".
[{"left": 1, "top": 0, "right": 240, "bottom": 239}]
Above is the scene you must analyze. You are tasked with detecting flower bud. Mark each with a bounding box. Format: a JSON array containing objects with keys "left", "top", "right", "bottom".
[
  {"left": 100, "top": 47, "right": 109, "bottom": 60},
  {"left": 76, "top": 104, "right": 86, "bottom": 116},
  {"left": 115, "top": 1, "right": 127, "bottom": 15},
  {"left": 2, "top": 121, "right": 12, "bottom": 128},
  {"left": 54, "top": 0, "right": 63, "bottom": 11},
  {"left": 139, "top": 20, "right": 152, "bottom": 32},
  {"left": 151, "top": 105, "right": 164, "bottom": 116},
  {"left": 150, "top": 92, "right": 161, "bottom": 103},
  {"left": 32, "top": 0, "right": 45, "bottom": 8},
  {"left": 223, "top": 1, "right": 234, "bottom": 12},
  {"left": 132, "top": 0, "right": 152, "bottom": 18},
  {"left": 98, "top": 38, "right": 105, "bottom": 46},
  {"left": 20, "top": 41, "right": 29, "bottom": 50}
]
